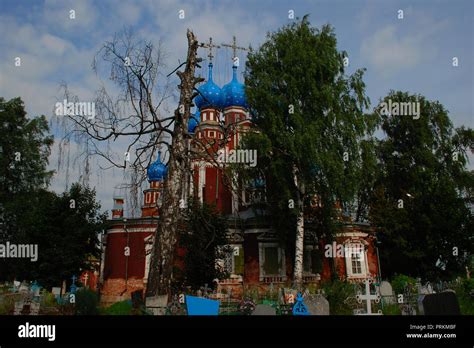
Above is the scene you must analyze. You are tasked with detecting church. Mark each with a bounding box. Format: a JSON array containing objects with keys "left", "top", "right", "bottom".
[{"left": 99, "top": 46, "right": 380, "bottom": 305}]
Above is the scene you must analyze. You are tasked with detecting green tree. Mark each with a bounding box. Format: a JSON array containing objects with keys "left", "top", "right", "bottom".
[
  {"left": 243, "top": 16, "right": 377, "bottom": 286},
  {"left": 177, "top": 199, "right": 229, "bottom": 290},
  {"left": 1, "top": 183, "right": 106, "bottom": 289},
  {"left": 0, "top": 97, "right": 53, "bottom": 244},
  {"left": 370, "top": 91, "right": 474, "bottom": 279}
]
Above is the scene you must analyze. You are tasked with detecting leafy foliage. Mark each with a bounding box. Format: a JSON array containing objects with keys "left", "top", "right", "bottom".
[
  {"left": 100, "top": 300, "right": 133, "bottom": 315},
  {"left": 370, "top": 91, "right": 474, "bottom": 279},
  {"left": 0, "top": 97, "right": 53, "bottom": 248},
  {"left": 75, "top": 288, "right": 99, "bottom": 315},
  {"left": 321, "top": 280, "right": 355, "bottom": 315},
  {"left": 391, "top": 274, "right": 417, "bottom": 295},
  {"left": 0, "top": 183, "right": 106, "bottom": 289},
  {"left": 242, "top": 16, "right": 377, "bottom": 253},
  {"left": 452, "top": 278, "right": 474, "bottom": 315},
  {"left": 176, "top": 199, "right": 229, "bottom": 290}
]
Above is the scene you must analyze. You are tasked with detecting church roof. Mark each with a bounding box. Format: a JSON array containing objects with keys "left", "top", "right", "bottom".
[
  {"left": 147, "top": 151, "right": 167, "bottom": 182},
  {"left": 222, "top": 65, "right": 248, "bottom": 109},
  {"left": 195, "top": 63, "right": 224, "bottom": 109}
]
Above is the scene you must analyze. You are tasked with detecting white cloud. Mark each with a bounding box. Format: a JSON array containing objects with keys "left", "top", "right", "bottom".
[
  {"left": 360, "top": 10, "right": 450, "bottom": 78},
  {"left": 360, "top": 25, "right": 422, "bottom": 77},
  {"left": 42, "top": 0, "right": 99, "bottom": 33}
]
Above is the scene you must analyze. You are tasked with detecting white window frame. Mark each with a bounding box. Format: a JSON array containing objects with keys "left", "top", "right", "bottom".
[{"left": 344, "top": 242, "right": 368, "bottom": 278}]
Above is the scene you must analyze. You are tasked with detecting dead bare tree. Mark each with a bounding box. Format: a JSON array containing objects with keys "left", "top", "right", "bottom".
[
  {"left": 145, "top": 30, "right": 204, "bottom": 297},
  {"left": 56, "top": 27, "right": 205, "bottom": 297},
  {"left": 57, "top": 27, "right": 256, "bottom": 300}
]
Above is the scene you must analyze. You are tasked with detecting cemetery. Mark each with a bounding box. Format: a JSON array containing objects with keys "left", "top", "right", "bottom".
[
  {"left": 0, "top": 274, "right": 472, "bottom": 316},
  {"left": 0, "top": 2, "right": 472, "bottom": 334}
]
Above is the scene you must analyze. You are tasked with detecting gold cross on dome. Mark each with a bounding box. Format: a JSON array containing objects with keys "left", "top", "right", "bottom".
[
  {"left": 221, "top": 36, "right": 248, "bottom": 60},
  {"left": 199, "top": 37, "right": 220, "bottom": 63}
]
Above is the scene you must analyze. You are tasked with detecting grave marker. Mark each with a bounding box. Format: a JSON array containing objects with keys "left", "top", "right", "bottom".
[
  {"left": 251, "top": 304, "right": 276, "bottom": 315},
  {"left": 379, "top": 281, "right": 395, "bottom": 305},
  {"left": 186, "top": 295, "right": 220, "bottom": 315},
  {"left": 418, "top": 290, "right": 460, "bottom": 315},
  {"left": 304, "top": 294, "right": 330, "bottom": 315},
  {"left": 356, "top": 279, "right": 382, "bottom": 315},
  {"left": 292, "top": 293, "right": 309, "bottom": 315}
]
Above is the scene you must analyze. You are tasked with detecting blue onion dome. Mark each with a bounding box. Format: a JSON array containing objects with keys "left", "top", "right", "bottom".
[
  {"left": 147, "top": 151, "right": 168, "bottom": 182},
  {"left": 195, "top": 63, "right": 223, "bottom": 109},
  {"left": 222, "top": 65, "right": 248, "bottom": 109},
  {"left": 188, "top": 110, "right": 201, "bottom": 133}
]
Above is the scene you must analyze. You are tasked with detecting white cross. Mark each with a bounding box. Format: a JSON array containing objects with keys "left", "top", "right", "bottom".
[
  {"left": 82, "top": 273, "right": 89, "bottom": 287},
  {"left": 356, "top": 279, "right": 382, "bottom": 315}
]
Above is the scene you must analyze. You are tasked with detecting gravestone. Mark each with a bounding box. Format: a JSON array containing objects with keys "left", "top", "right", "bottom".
[
  {"left": 51, "top": 287, "right": 62, "bottom": 301},
  {"left": 379, "top": 281, "right": 395, "bottom": 305},
  {"left": 145, "top": 295, "right": 168, "bottom": 315},
  {"left": 14, "top": 301, "right": 24, "bottom": 315},
  {"left": 251, "top": 304, "right": 276, "bottom": 316},
  {"left": 418, "top": 281, "right": 434, "bottom": 295},
  {"left": 355, "top": 279, "right": 382, "bottom": 315},
  {"left": 418, "top": 290, "right": 460, "bottom": 315},
  {"left": 186, "top": 295, "right": 220, "bottom": 315},
  {"left": 292, "top": 293, "right": 309, "bottom": 315},
  {"left": 19, "top": 282, "right": 29, "bottom": 294},
  {"left": 30, "top": 302, "right": 40, "bottom": 315},
  {"left": 304, "top": 294, "right": 329, "bottom": 315}
]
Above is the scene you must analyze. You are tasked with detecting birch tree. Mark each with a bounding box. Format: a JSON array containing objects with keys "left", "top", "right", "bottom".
[{"left": 243, "top": 16, "right": 376, "bottom": 287}]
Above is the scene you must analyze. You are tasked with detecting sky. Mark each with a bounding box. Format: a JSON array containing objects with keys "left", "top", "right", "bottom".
[{"left": 0, "top": 0, "right": 473, "bottom": 215}]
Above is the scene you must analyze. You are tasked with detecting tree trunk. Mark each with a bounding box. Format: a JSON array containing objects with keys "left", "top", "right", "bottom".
[
  {"left": 293, "top": 165, "right": 305, "bottom": 289},
  {"left": 146, "top": 30, "right": 203, "bottom": 298}
]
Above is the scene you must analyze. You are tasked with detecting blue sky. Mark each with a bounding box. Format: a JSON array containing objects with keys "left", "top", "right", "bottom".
[{"left": 0, "top": 0, "right": 472, "bottom": 213}]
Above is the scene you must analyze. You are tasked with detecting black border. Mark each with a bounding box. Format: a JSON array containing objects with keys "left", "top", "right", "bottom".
[{"left": 0, "top": 315, "right": 472, "bottom": 346}]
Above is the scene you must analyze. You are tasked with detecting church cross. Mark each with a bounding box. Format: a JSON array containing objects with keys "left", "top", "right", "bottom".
[
  {"left": 356, "top": 279, "right": 382, "bottom": 315},
  {"left": 221, "top": 36, "right": 248, "bottom": 60},
  {"left": 199, "top": 37, "right": 220, "bottom": 63}
]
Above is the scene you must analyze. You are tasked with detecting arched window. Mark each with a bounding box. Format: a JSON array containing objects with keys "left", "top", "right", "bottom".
[{"left": 344, "top": 242, "right": 368, "bottom": 278}]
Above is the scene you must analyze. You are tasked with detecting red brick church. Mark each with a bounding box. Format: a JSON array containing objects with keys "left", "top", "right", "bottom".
[{"left": 99, "top": 58, "right": 380, "bottom": 304}]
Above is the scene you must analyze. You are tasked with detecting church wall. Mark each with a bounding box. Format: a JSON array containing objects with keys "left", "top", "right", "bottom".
[{"left": 103, "top": 230, "right": 153, "bottom": 279}]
